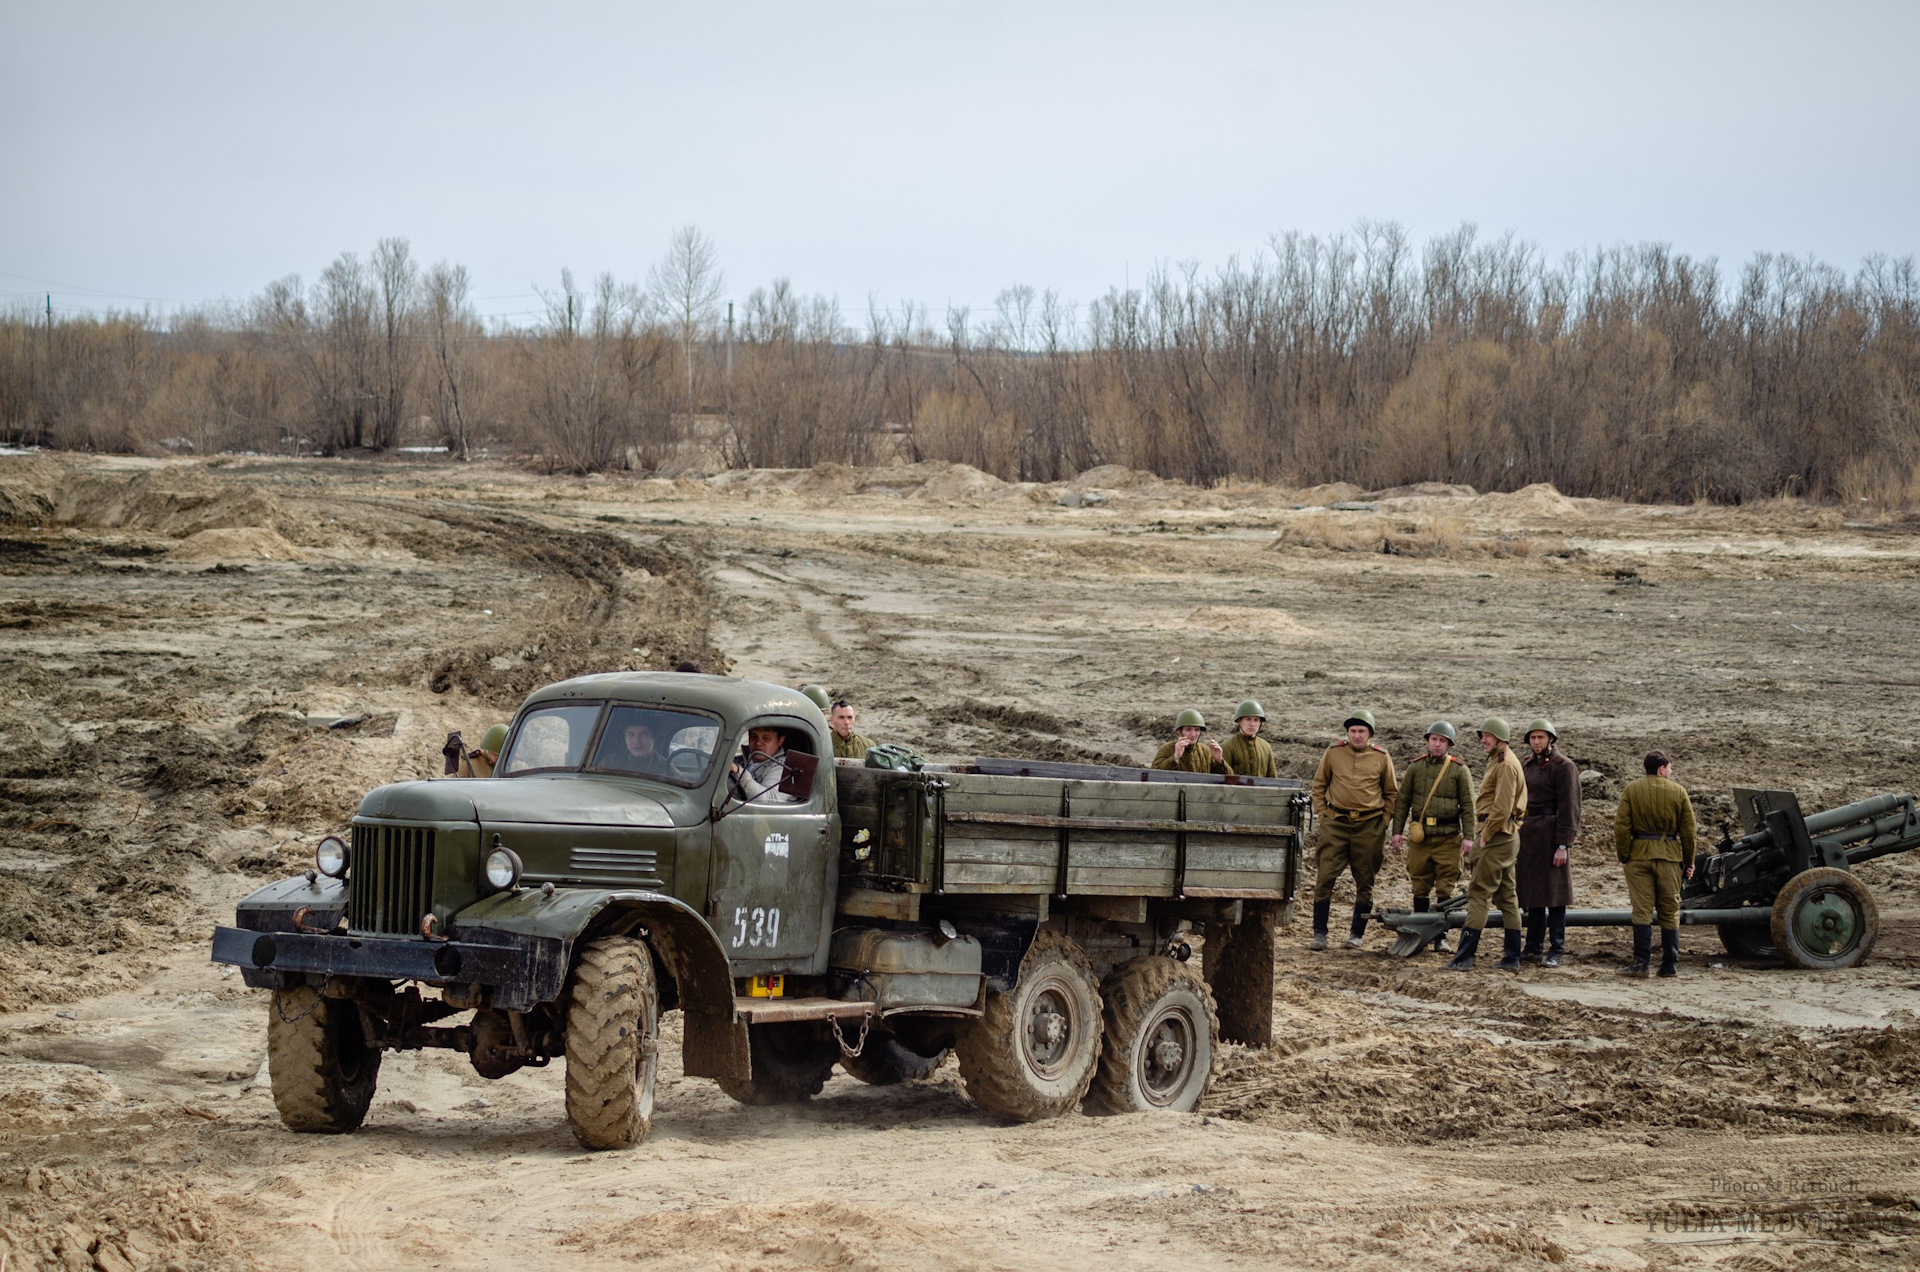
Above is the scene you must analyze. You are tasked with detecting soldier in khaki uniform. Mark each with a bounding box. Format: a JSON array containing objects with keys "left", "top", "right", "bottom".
[
  {"left": 1221, "top": 699, "right": 1279, "bottom": 779},
  {"left": 1308, "top": 710, "right": 1397, "bottom": 950},
  {"left": 1152, "top": 709, "right": 1231, "bottom": 774},
  {"left": 1613, "top": 749, "right": 1697, "bottom": 978},
  {"left": 828, "top": 700, "right": 876, "bottom": 761},
  {"left": 1446, "top": 717, "right": 1527, "bottom": 972},
  {"left": 451, "top": 724, "right": 507, "bottom": 778},
  {"left": 1390, "top": 721, "right": 1475, "bottom": 953}
]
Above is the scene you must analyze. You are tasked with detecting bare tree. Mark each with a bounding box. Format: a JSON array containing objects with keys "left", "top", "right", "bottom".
[
  {"left": 370, "top": 237, "right": 418, "bottom": 449},
  {"left": 423, "top": 261, "right": 482, "bottom": 459},
  {"left": 647, "top": 226, "right": 725, "bottom": 418}
]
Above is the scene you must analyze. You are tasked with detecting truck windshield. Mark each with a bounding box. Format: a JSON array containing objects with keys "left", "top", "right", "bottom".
[
  {"left": 500, "top": 703, "right": 602, "bottom": 774},
  {"left": 588, "top": 705, "right": 720, "bottom": 787}
]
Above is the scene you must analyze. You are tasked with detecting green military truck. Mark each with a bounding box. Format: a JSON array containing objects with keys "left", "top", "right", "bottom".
[{"left": 212, "top": 674, "right": 1304, "bottom": 1148}]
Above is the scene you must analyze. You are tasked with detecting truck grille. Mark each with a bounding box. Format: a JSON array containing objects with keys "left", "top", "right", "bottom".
[{"left": 348, "top": 825, "right": 437, "bottom": 936}]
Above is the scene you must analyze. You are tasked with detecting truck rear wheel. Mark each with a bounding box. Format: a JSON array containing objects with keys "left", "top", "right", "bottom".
[
  {"left": 718, "top": 1022, "right": 841, "bottom": 1105},
  {"left": 564, "top": 936, "right": 659, "bottom": 1149},
  {"left": 266, "top": 983, "right": 381, "bottom": 1133},
  {"left": 839, "top": 1035, "right": 949, "bottom": 1086},
  {"left": 955, "top": 930, "right": 1102, "bottom": 1121},
  {"left": 1086, "top": 956, "right": 1217, "bottom": 1114},
  {"left": 1771, "top": 868, "right": 1879, "bottom": 970}
]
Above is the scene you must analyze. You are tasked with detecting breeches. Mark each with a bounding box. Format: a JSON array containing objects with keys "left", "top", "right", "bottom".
[
  {"left": 1625, "top": 858, "right": 1683, "bottom": 929},
  {"left": 1465, "top": 830, "right": 1520, "bottom": 930},
  {"left": 1406, "top": 834, "right": 1463, "bottom": 900},
  {"left": 1314, "top": 815, "right": 1387, "bottom": 908}
]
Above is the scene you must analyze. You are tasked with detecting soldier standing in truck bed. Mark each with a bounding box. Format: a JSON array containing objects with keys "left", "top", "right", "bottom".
[
  {"left": 1308, "top": 710, "right": 1397, "bottom": 951},
  {"left": 1613, "top": 749, "right": 1697, "bottom": 978},
  {"left": 1390, "top": 721, "right": 1474, "bottom": 952},
  {"left": 1447, "top": 717, "right": 1527, "bottom": 972},
  {"left": 1151, "top": 709, "right": 1232, "bottom": 775},
  {"left": 1518, "top": 717, "right": 1580, "bottom": 967},
  {"left": 1220, "top": 699, "right": 1279, "bottom": 779},
  {"left": 828, "top": 699, "right": 876, "bottom": 761}
]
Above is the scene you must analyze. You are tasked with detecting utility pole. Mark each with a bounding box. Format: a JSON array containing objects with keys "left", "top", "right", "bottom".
[{"left": 725, "top": 301, "right": 734, "bottom": 435}]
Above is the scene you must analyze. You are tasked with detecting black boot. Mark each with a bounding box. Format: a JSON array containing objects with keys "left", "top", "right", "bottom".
[
  {"left": 1544, "top": 907, "right": 1566, "bottom": 968},
  {"left": 1309, "top": 899, "right": 1332, "bottom": 951},
  {"left": 1658, "top": 928, "right": 1679, "bottom": 977},
  {"left": 1619, "top": 924, "right": 1652, "bottom": 978},
  {"left": 1445, "top": 927, "right": 1482, "bottom": 971},
  {"left": 1522, "top": 908, "right": 1545, "bottom": 960},
  {"left": 1412, "top": 896, "right": 1430, "bottom": 913},
  {"left": 1345, "top": 903, "right": 1369, "bottom": 950},
  {"left": 1498, "top": 927, "right": 1523, "bottom": 972}
]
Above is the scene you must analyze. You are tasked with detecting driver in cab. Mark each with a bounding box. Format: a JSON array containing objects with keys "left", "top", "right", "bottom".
[{"left": 731, "top": 725, "right": 800, "bottom": 804}]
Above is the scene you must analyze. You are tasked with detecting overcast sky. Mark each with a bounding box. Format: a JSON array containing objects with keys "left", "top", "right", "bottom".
[{"left": 3, "top": 1, "right": 1916, "bottom": 327}]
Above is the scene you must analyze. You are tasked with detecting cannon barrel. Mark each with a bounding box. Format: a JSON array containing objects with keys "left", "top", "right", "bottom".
[{"left": 1802, "top": 792, "right": 1909, "bottom": 838}]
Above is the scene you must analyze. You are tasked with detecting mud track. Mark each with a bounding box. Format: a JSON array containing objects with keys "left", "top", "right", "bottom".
[{"left": 3, "top": 454, "right": 1919, "bottom": 1271}]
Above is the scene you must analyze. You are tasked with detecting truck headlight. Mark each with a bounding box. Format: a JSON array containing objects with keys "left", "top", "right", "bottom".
[
  {"left": 315, "top": 835, "right": 349, "bottom": 878},
  {"left": 484, "top": 846, "right": 522, "bottom": 892}
]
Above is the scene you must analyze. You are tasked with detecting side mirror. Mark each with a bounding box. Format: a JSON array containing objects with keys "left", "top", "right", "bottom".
[{"left": 779, "top": 751, "right": 818, "bottom": 802}]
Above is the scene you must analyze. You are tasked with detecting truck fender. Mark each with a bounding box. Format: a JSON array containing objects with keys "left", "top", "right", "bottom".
[{"left": 453, "top": 887, "right": 748, "bottom": 1085}]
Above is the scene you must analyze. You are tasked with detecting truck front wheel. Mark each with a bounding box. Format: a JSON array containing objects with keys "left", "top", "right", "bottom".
[
  {"left": 1086, "top": 956, "right": 1217, "bottom": 1114},
  {"left": 564, "top": 936, "right": 660, "bottom": 1149},
  {"left": 956, "top": 930, "right": 1103, "bottom": 1121},
  {"left": 266, "top": 983, "right": 381, "bottom": 1133}
]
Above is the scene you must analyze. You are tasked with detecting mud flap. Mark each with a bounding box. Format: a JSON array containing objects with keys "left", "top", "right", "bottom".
[{"left": 682, "top": 1009, "right": 751, "bottom": 1084}]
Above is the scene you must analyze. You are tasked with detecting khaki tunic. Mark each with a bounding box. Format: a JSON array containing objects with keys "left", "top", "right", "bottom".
[
  {"left": 1466, "top": 745, "right": 1527, "bottom": 930},
  {"left": 1221, "top": 733, "right": 1279, "bottom": 779},
  {"left": 456, "top": 751, "right": 495, "bottom": 779},
  {"left": 1151, "top": 739, "right": 1231, "bottom": 775},
  {"left": 832, "top": 731, "right": 876, "bottom": 761},
  {"left": 1614, "top": 775, "right": 1697, "bottom": 929},
  {"left": 1394, "top": 753, "right": 1474, "bottom": 901},
  {"left": 1310, "top": 742, "right": 1397, "bottom": 819}
]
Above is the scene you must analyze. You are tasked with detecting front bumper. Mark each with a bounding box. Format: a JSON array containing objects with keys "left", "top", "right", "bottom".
[{"left": 211, "top": 924, "right": 568, "bottom": 1013}]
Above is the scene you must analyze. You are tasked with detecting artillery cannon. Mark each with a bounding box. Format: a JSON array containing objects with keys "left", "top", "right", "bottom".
[{"left": 1376, "top": 788, "right": 1915, "bottom": 970}]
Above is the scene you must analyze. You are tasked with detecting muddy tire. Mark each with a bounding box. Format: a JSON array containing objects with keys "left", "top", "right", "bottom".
[
  {"left": 839, "top": 1035, "right": 949, "bottom": 1086},
  {"left": 1771, "top": 868, "right": 1879, "bottom": 971},
  {"left": 266, "top": 984, "right": 381, "bottom": 1133},
  {"left": 1205, "top": 900, "right": 1278, "bottom": 1044},
  {"left": 717, "top": 1022, "right": 841, "bottom": 1105},
  {"left": 564, "top": 936, "right": 660, "bottom": 1150},
  {"left": 955, "top": 930, "right": 1103, "bottom": 1121},
  {"left": 1716, "top": 920, "right": 1779, "bottom": 962},
  {"left": 1086, "top": 956, "right": 1217, "bottom": 1114}
]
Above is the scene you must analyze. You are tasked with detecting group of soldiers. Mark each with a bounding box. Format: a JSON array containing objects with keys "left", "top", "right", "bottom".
[{"left": 1155, "top": 704, "right": 1698, "bottom": 979}]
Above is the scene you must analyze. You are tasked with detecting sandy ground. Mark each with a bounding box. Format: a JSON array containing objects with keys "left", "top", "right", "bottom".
[{"left": 3, "top": 453, "right": 1920, "bottom": 1271}]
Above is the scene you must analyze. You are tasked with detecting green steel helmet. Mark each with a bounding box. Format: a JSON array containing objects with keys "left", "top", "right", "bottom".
[
  {"left": 1526, "top": 717, "right": 1557, "bottom": 741},
  {"left": 800, "top": 684, "right": 832, "bottom": 711},
  {"left": 480, "top": 724, "right": 508, "bottom": 754},
  {"left": 1425, "top": 721, "right": 1457, "bottom": 743},
  {"left": 1343, "top": 709, "right": 1376, "bottom": 734},
  {"left": 1235, "top": 699, "right": 1266, "bottom": 721},
  {"left": 1175, "top": 708, "right": 1207, "bottom": 730},
  {"left": 1478, "top": 716, "right": 1513, "bottom": 742}
]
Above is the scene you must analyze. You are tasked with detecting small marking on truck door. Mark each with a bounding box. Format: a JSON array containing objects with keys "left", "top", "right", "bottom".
[
  {"left": 732, "top": 905, "right": 782, "bottom": 949},
  {"left": 763, "top": 832, "right": 789, "bottom": 859}
]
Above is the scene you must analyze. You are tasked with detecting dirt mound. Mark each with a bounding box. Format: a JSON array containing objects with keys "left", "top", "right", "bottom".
[
  {"left": 1067, "top": 464, "right": 1166, "bottom": 491},
  {"left": 1376, "top": 481, "right": 1479, "bottom": 499},
  {"left": 0, "top": 455, "right": 59, "bottom": 525},
  {"left": 915, "top": 463, "right": 1009, "bottom": 501},
  {"left": 1292, "top": 481, "right": 1369, "bottom": 505},
  {"left": 0, "top": 1162, "right": 258, "bottom": 1272},
  {"left": 1186, "top": 605, "right": 1314, "bottom": 635},
  {"left": 1472, "top": 481, "right": 1582, "bottom": 520},
  {"left": 54, "top": 466, "right": 304, "bottom": 542},
  {"left": 168, "top": 527, "right": 307, "bottom": 562}
]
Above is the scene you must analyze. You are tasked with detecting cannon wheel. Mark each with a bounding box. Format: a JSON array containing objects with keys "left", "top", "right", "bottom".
[
  {"left": 1715, "top": 921, "right": 1779, "bottom": 962},
  {"left": 1770, "top": 868, "right": 1879, "bottom": 970}
]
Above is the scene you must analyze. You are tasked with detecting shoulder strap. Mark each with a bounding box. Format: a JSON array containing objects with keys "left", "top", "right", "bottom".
[{"left": 1416, "top": 758, "right": 1445, "bottom": 821}]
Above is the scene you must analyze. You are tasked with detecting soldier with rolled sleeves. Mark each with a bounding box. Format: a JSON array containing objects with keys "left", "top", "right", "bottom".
[
  {"left": 1309, "top": 710, "right": 1397, "bottom": 951},
  {"left": 1446, "top": 717, "right": 1528, "bottom": 972},
  {"left": 1613, "top": 749, "right": 1697, "bottom": 978},
  {"left": 1221, "top": 699, "right": 1280, "bottom": 779},
  {"left": 1152, "top": 709, "right": 1232, "bottom": 774},
  {"left": 1391, "top": 721, "right": 1475, "bottom": 953},
  {"left": 1518, "top": 718, "right": 1581, "bottom": 967}
]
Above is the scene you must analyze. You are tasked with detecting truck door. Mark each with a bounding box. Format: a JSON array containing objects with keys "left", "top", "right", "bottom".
[{"left": 709, "top": 715, "right": 838, "bottom": 977}]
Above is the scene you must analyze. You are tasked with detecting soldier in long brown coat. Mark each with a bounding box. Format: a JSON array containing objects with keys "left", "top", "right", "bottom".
[{"left": 1518, "top": 718, "right": 1580, "bottom": 967}]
